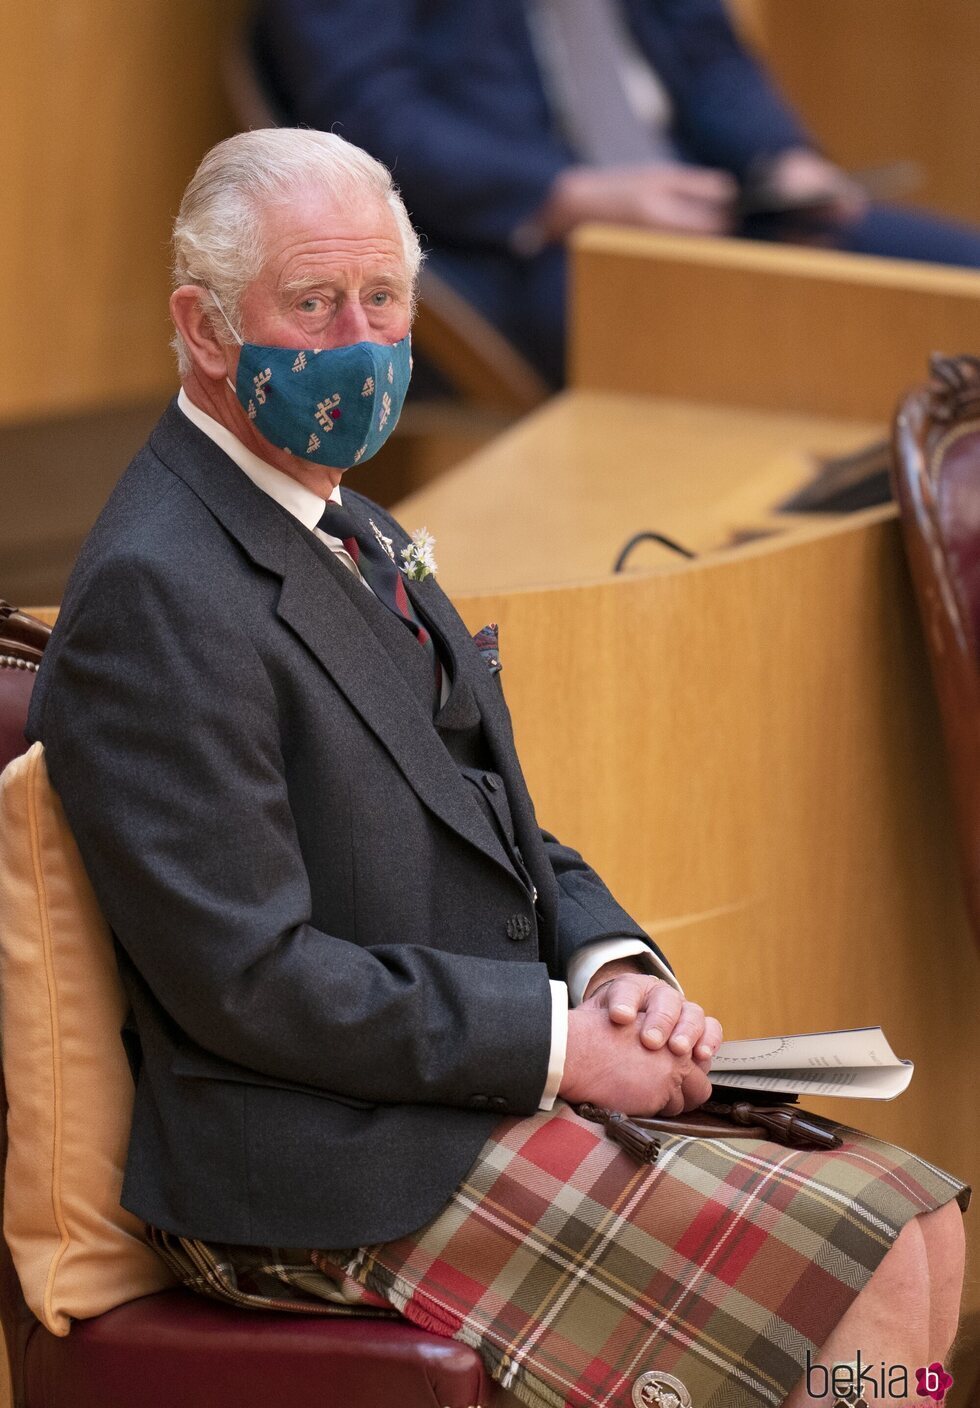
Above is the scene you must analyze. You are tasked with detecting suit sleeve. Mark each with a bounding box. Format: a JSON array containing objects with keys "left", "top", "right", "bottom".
[
  {"left": 649, "top": 0, "right": 812, "bottom": 175},
  {"left": 259, "top": 0, "right": 569, "bottom": 246},
  {"left": 35, "top": 554, "right": 554, "bottom": 1114},
  {"left": 538, "top": 829, "right": 675, "bottom": 982}
]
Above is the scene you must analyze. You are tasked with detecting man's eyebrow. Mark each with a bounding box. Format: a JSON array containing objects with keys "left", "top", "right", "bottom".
[{"left": 280, "top": 269, "right": 411, "bottom": 297}]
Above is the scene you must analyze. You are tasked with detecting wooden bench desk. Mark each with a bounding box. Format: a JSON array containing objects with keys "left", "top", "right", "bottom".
[{"left": 570, "top": 227, "right": 980, "bottom": 418}]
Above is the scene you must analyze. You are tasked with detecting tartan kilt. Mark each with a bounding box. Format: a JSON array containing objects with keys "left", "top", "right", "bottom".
[{"left": 152, "top": 1100, "right": 969, "bottom": 1408}]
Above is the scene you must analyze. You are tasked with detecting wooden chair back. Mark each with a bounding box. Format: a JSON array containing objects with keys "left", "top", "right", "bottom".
[{"left": 892, "top": 355, "right": 980, "bottom": 949}]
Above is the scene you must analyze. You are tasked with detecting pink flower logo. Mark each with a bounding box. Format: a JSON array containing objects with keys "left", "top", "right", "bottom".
[{"left": 916, "top": 1362, "right": 954, "bottom": 1401}]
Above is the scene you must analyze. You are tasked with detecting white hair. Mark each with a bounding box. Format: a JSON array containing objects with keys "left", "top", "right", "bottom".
[{"left": 171, "top": 128, "right": 423, "bottom": 376}]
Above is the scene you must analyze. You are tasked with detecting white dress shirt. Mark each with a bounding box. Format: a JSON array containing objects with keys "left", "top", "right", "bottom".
[{"left": 177, "top": 389, "right": 680, "bottom": 1108}]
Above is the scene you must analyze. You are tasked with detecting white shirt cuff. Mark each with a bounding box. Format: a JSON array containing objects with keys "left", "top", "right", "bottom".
[
  {"left": 566, "top": 937, "right": 683, "bottom": 1008},
  {"left": 538, "top": 980, "right": 568, "bottom": 1110}
]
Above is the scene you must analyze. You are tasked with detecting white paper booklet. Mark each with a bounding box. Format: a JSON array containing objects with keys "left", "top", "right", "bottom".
[{"left": 709, "top": 1027, "right": 914, "bottom": 1100}]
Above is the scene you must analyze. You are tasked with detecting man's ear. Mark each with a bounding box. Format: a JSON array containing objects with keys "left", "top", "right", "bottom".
[{"left": 170, "top": 285, "right": 235, "bottom": 381}]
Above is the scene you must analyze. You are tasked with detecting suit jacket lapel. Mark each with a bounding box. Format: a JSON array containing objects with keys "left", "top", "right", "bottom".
[
  {"left": 149, "top": 402, "right": 291, "bottom": 576},
  {"left": 402, "top": 568, "right": 559, "bottom": 937},
  {"left": 308, "top": 487, "right": 553, "bottom": 929},
  {"left": 150, "top": 406, "right": 514, "bottom": 878},
  {"left": 276, "top": 531, "right": 515, "bottom": 875}
]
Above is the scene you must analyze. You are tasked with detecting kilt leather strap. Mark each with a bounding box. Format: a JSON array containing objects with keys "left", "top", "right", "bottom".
[
  {"left": 575, "top": 1100, "right": 842, "bottom": 1162},
  {"left": 703, "top": 1100, "right": 843, "bottom": 1150}
]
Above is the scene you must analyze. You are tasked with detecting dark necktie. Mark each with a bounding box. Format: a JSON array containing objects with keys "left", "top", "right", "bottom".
[{"left": 317, "top": 499, "right": 443, "bottom": 704}]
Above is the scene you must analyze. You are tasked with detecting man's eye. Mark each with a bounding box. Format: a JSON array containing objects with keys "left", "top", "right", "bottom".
[
  {"left": 370, "top": 290, "right": 391, "bottom": 306},
  {"left": 298, "top": 297, "right": 323, "bottom": 313}
]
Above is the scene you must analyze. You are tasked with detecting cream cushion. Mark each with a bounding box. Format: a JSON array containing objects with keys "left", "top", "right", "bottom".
[{"left": 0, "top": 742, "right": 175, "bottom": 1335}]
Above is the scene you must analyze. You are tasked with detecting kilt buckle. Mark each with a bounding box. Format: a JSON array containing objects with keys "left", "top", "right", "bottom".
[{"left": 632, "top": 1370, "right": 693, "bottom": 1407}]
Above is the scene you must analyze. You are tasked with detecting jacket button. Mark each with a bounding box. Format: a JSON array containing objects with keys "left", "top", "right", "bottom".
[
  {"left": 490, "top": 1096, "right": 508, "bottom": 1112},
  {"left": 505, "top": 914, "right": 532, "bottom": 942},
  {"left": 482, "top": 772, "right": 500, "bottom": 791},
  {"left": 469, "top": 1094, "right": 489, "bottom": 1109}
]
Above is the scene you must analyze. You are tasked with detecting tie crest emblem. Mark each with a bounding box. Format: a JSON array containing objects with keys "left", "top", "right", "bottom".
[{"left": 369, "top": 518, "right": 396, "bottom": 561}]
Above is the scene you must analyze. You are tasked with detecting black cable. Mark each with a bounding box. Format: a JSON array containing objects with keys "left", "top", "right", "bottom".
[{"left": 613, "top": 531, "right": 697, "bottom": 573}]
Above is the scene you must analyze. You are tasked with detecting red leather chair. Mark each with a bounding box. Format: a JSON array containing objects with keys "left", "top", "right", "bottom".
[
  {"left": 0, "top": 602, "right": 494, "bottom": 1407},
  {"left": 0, "top": 607, "right": 47, "bottom": 776},
  {"left": 892, "top": 357, "right": 980, "bottom": 952}
]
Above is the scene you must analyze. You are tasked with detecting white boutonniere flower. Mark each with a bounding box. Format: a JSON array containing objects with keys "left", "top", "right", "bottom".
[{"left": 401, "top": 527, "right": 438, "bottom": 581}]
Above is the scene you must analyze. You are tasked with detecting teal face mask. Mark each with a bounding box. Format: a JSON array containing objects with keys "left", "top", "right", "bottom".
[{"left": 211, "top": 294, "right": 412, "bottom": 469}]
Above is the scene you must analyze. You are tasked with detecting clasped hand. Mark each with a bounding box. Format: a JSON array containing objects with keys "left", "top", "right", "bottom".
[{"left": 558, "top": 965, "right": 723, "bottom": 1117}]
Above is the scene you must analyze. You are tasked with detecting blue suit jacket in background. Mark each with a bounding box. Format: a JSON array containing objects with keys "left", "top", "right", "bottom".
[{"left": 257, "top": 0, "right": 810, "bottom": 251}]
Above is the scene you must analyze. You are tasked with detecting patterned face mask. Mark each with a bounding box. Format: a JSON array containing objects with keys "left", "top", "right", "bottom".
[{"left": 210, "top": 293, "right": 412, "bottom": 469}]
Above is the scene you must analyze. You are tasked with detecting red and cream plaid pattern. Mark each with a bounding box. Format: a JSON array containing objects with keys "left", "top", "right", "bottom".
[{"left": 156, "top": 1102, "right": 968, "bottom": 1408}]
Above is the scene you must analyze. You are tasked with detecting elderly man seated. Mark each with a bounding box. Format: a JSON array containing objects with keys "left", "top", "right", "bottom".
[{"left": 27, "top": 129, "right": 967, "bottom": 1408}]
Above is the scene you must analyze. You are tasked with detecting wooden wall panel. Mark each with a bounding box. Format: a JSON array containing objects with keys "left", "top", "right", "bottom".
[
  {"left": 744, "top": 0, "right": 980, "bottom": 229},
  {"left": 725, "top": 0, "right": 769, "bottom": 51},
  {"left": 0, "top": 0, "right": 248, "bottom": 426},
  {"left": 570, "top": 228, "right": 980, "bottom": 419}
]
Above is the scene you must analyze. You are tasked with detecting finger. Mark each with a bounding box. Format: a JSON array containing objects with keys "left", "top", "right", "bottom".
[
  {"left": 641, "top": 192, "right": 728, "bottom": 234},
  {"left": 666, "top": 1002, "right": 706, "bottom": 1056},
  {"left": 694, "top": 1016, "right": 724, "bottom": 1064},
  {"left": 665, "top": 166, "right": 739, "bottom": 202},
  {"left": 668, "top": 196, "right": 733, "bottom": 235},
  {"left": 676, "top": 205, "right": 730, "bottom": 235},
  {"left": 600, "top": 976, "right": 653, "bottom": 1024},
  {"left": 638, "top": 984, "right": 683, "bottom": 1049},
  {"left": 681, "top": 1068, "right": 713, "bottom": 1111},
  {"left": 657, "top": 1086, "right": 686, "bottom": 1118}
]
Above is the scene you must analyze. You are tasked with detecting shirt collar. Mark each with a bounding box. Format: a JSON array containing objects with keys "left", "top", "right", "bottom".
[{"left": 177, "top": 386, "right": 341, "bottom": 529}]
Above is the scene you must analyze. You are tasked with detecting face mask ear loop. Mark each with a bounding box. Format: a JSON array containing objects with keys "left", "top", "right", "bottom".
[{"left": 206, "top": 289, "right": 244, "bottom": 394}]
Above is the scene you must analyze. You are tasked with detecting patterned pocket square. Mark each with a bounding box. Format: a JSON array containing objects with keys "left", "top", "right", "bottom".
[{"left": 471, "top": 622, "right": 502, "bottom": 673}]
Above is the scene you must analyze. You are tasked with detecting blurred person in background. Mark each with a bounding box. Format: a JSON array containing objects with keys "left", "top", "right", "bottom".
[{"left": 257, "top": 0, "right": 980, "bottom": 385}]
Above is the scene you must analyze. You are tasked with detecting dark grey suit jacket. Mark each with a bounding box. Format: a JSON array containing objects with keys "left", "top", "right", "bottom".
[{"left": 27, "top": 401, "right": 668, "bottom": 1248}]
